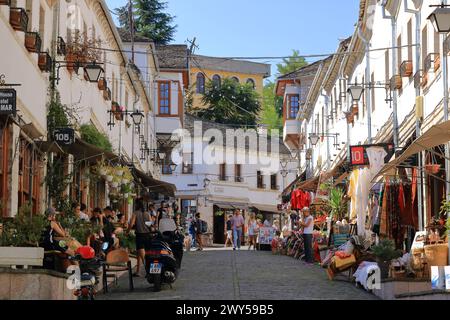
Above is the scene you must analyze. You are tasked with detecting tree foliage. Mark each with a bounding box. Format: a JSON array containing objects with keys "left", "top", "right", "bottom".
[
  {"left": 190, "top": 78, "right": 261, "bottom": 126},
  {"left": 276, "top": 49, "right": 308, "bottom": 76},
  {"left": 115, "top": 0, "right": 177, "bottom": 45},
  {"left": 260, "top": 82, "right": 282, "bottom": 134}
]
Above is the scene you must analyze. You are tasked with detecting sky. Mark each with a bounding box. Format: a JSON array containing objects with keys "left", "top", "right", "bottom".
[{"left": 105, "top": 0, "right": 360, "bottom": 81}]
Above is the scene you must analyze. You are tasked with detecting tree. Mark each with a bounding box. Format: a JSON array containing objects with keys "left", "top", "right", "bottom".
[
  {"left": 259, "top": 82, "right": 282, "bottom": 134},
  {"left": 276, "top": 49, "right": 308, "bottom": 76},
  {"left": 114, "top": 0, "right": 177, "bottom": 45},
  {"left": 190, "top": 78, "right": 261, "bottom": 126}
]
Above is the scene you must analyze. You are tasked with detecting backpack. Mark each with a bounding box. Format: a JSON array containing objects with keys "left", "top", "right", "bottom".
[{"left": 200, "top": 220, "right": 208, "bottom": 234}]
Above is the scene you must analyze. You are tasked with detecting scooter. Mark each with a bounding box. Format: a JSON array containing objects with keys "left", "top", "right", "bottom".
[
  {"left": 144, "top": 225, "right": 183, "bottom": 292},
  {"left": 68, "top": 243, "right": 109, "bottom": 300}
]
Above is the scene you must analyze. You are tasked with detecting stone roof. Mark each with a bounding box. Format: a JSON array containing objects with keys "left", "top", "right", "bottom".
[
  {"left": 184, "top": 114, "right": 291, "bottom": 155},
  {"left": 191, "top": 55, "right": 271, "bottom": 78},
  {"left": 155, "top": 44, "right": 189, "bottom": 70}
]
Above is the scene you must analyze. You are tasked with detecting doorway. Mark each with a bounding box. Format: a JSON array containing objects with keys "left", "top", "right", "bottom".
[{"left": 213, "top": 205, "right": 225, "bottom": 244}]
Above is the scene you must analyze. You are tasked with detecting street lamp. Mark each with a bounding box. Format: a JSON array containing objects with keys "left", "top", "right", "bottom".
[
  {"left": 428, "top": 1, "right": 450, "bottom": 264},
  {"left": 428, "top": 4, "right": 450, "bottom": 33},
  {"left": 203, "top": 177, "right": 211, "bottom": 188},
  {"left": 130, "top": 111, "right": 144, "bottom": 126},
  {"left": 309, "top": 133, "right": 320, "bottom": 146},
  {"left": 169, "top": 163, "right": 178, "bottom": 172},
  {"left": 84, "top": 63, "right": 104, "bottom": 83},
  {"left": 347, "top": 85, "right": 364, "bottom": 102}
]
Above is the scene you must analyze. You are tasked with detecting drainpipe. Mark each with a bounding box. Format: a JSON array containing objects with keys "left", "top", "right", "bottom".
[
  {"left": 404, "top": 0, "right": 425, "bottom": 231},
  {"left": 382, "top": 5, "right": 400, "bottom": 150},
  {"left": 357, "top": 24, "right": 373, "bottom": 144}
]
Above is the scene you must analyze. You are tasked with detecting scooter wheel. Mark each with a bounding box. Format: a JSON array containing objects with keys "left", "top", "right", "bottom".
[{"left": 153, "top": 274, "right": 162, "bottom": 292}]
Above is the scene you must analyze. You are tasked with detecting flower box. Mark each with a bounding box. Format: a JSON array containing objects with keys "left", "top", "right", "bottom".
[
  {"left": 0, "top": 247, "right": 44, "bottom": 268},
  {"left": 0, "top": 0, "right": 11, "bottom": 6},
  {"left": 103, "top": 87, "right": 111, "bottom": 101},
  {"left": 434, "top": 54, "right": 441, "bottom": 73},
  {"left": 25, "top": 32, "right": 42, "bottom": 53},
  {"left": 38, "top": 52, "right": 52, "bottom": 73},
  {"left": 425, "top": 164, "right": 441, "bottom": 175},
  {"left": 390, "top": 75, "right": 402, "bottom": 90},
  {"left": 57, "top": 37, "right": 66, "bottom": 56},
  {"left": 98, "top": 77, "right": 107, "bottom": 91},
  {"left": 10, "top": 7, "right": 28, "bottom": 32},
  {"left": 400, "top": 60, "right": 413, "bottom": 78},
  {"left": 65, "top": 52, "right": 79, "bottom": 73}
]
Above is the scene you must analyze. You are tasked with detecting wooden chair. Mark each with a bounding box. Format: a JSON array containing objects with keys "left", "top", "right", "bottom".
[{"left": 102, "top": 249, "right": 134, "bottom": 293}]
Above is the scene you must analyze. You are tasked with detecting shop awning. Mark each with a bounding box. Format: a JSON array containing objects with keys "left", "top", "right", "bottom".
[
  {"left": 134, "top": 169, "right": 176, "bottom": 197},
  {"left": 375, "top": 120, "right": 450, "bottom": 179},
  {"left": 296, "top": 175, "right": 320, "bottom": 191},
  {"left": 214, "top": 204, "right": 235, "bottom": 210},
  {"left": 282, "top": 170, "right": 307, "bottom": 196},
  {"left": 35, "top": 141, "right": 66, "bottom": 154},
  {"left": 250, "top": 204, "right": 280, "bottom": 214},
  {"left": 62, "top": 138, "right": 119, "bottom": 164}
]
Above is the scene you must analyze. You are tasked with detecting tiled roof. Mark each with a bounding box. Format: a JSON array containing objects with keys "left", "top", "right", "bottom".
[
  {"left": 155, "top": 44, "right": 189, "bottom": 70},
  {"left": 191, "top": 55, "right": 271, "bottom": 77}
]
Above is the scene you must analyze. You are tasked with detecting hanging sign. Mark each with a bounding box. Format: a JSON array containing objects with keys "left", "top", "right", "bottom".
[
  {"left": 54, "top": 128, "right": 75, "bottom": 145},
  {"left": 349, "top": 143, "right": 394, "bottom": 166},
  {"left": 0, "top": 89, "right": 16, "bottom": 115}
]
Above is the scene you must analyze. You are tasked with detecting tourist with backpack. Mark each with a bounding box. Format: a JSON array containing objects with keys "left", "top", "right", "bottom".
[{"left": 194, "top": 212, "right": 204, "bottom": 251}]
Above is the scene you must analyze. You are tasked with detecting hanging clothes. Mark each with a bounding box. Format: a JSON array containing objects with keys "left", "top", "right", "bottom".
[
  {"left": 366, "top": 146, "right": 388, "bottom": 180},
  {"left": 356, "top": 168, "right": 371, "bottom": 237},
  {"left": 347, "top": 169, "right": 360, "bottom": 220}
]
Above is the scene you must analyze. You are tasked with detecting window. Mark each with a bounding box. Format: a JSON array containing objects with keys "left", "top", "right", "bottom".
[
  {"left": 407, "top": 19, "right": 413, "bottom": 62},
  {"left": 235, "top": 164, "right": 242, "bottom": 182},
  {"left": 212, "top": 74, "right": 221, "bottom": 89},
  {"left": 219, "top": 164, "right": 227, "bottom": 181},
  {"left": 182, "top": 153, "right": 193, "bottom": 174},
  {"left": 270, "top": 174, "right": 278, "bottom": 190},
  {"left": 25, "top": 0, "right": 32, "bottom": 32},
  {"left": 371, "top": 72, "right": 375, "bottom": 113},
  {"left": 385, "top": 50, "right": 390, "bottom": 86},
  {"left": 397, "top": 34, "right": 402, "bottom": 72},
  {"left": 246, "top": 78, "right": 255, "bottom": 89},
  {"left": 0, "top": 126, "right": 10, "bottom": 217},
  {"left": 231, "top": 77, "right": 240, "bottom": 83},
  {"left": 422, "top": 26, "right": 428, "bottom": 70},
  {"left": 288, "top": 95, "right": 300, "bottom": 119},
  {"left": 257, "top": 171, "right": 264, "bottom": 189},
  {"left": 158, "top": 82, "right": 170, "bottom": 115},
  {"left": 196, "top": 73, "right": 205, "bottom": 94}
]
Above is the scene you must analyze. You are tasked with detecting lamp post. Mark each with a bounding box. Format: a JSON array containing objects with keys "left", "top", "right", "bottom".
[
  {"left": 84, "top": 63, "right": 104, "bottom": 83},
  {"left": 428, "top": 1, "right": 450, "bottom": 264}
]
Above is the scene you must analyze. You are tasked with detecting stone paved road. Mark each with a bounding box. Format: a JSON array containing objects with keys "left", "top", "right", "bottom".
[{"left": 98, "top": 247, "right": 378, "bottom": 300}]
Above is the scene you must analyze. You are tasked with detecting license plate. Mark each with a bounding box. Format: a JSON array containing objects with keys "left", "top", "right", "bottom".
[{"left": 149, "top": 263, "right": 162, "bottom": 274}]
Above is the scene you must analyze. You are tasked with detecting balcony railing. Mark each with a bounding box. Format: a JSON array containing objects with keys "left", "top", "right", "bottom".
[
  {"left": 414, "top": 70, "right": 427, "bottom": 89},
  {"left": 424, "top": 53, "right": 440, "bottom": 73},
  {"left": 182, "top": 164, "right": 193, "bottom": 174},
  {"left": 38, "top": 52, "right": 52, "bottom": 73},
  {"left": 235, "top": 176, "right": 244, "bottom": 183},
  {"left": 390, "top": 75, "right": 402, "bottom": 91},
  {"left": 257, "top": 183, "right": 266, "bottom": 190}
]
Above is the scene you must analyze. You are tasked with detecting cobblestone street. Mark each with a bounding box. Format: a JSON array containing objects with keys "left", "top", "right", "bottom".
[{"left": 98, "top": 248, "right": 378, "bottom": 300}]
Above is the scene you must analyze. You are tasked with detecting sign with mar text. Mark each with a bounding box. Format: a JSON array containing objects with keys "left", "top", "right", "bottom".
[{"left": 0, "top": 89, "right": 16, "bottom": 115}]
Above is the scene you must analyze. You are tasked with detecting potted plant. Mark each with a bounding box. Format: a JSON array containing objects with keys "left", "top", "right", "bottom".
[
  {"left": 328, "top": 188, "right": 347, "bottom": 222},
  {"left": 10, "top": 7, "right": 28, "bottom": 32},
  {"left": 0, "top": 204, "right": 47, "bottom": 267},
  {"left": 372, "top": 239, "right": 402, "bottom": 279},
  {"left": 25, "top": 31, "right": 42, "bottom": 53},
  {"left": 425, "top": 164, "right": 441, "bottom": 175},
  {"left": 98, "top": 77, "right": 107, "bottom": 91},
  {"left": 0, "top": 0, "right": 11, "bottom": 6}
]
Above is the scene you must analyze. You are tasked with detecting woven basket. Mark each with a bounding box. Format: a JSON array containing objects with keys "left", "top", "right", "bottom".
[{"left": 424, "top": 243, "right": 448, "bottom": 274}]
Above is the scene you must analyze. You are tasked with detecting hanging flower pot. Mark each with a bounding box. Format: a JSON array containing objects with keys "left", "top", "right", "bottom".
[
  {"left": 99, "top": 168, "right": 108, "bottom": 176},
  {"left": 111, "top": 182, "right": 119, "bottom": 188},
  {"left": 123, "top": 193, "right": 129, "bottom": 199},
  {"left": 25, "top": 32, "right": 42, "bottom": 53},
  {"left": 116, "top": 169, "right": 124, "bottom": 176},
  {"left": 425, "top": 164, "right": 441, "bottom": 175},
  {"left": 122, "top": 178, "right": 130, "bottom": 184},
  {"left": 105, "top": 175, "right": 113, "bottom": 182}
]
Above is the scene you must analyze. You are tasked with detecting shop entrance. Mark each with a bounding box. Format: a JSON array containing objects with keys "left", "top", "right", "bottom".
[{"left": 213, "top": 205, "right": 225, "bottom": 244}]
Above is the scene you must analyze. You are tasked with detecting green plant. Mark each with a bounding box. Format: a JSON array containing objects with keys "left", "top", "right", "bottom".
[
  {"left": 47, "top": 89, "right": 69, "bottom": 141},
  {"left": 439, "top": 199, "right": 450, "bottom": 237},
  {"left": 117, "top": 232, "right": 136, "bottom": 253},
  {"left": 79, "top": 124, "right": 113, "bottom": 152},
  {"left": 328, "top": 188, "right": 347, "bottom": 221},
  {"left": 215, "top": 210, "right": 224, "bottom": 217},
  {"left": 372, "top": 239, "right": 402, "bottom": 262},
  {"left": 0, "top": 204, "right": 49, "bottom": 247}
]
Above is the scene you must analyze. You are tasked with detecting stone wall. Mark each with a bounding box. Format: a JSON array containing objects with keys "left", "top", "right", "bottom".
[{"left": 0, "top": 268, "right": 76, "bottom": 300}]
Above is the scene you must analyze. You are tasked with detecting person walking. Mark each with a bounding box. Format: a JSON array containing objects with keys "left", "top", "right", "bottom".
[
  {"left": 194, "top": 213, "right": 204, "bottom": 251},
  {"left": 231, "top": 210, "right": 244, "bottom": 250},
  {"left": 247, "top": 213, "right": 258, "bottom": 250},
  {"left": 300, "top": 207, "right": 314, "bottom": 264},
  {"left": 224, "top": 214, "right": 233, "bottom": 248},
  {"left": 127, "top": 198, "right": 152, "bottom": 277}
]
